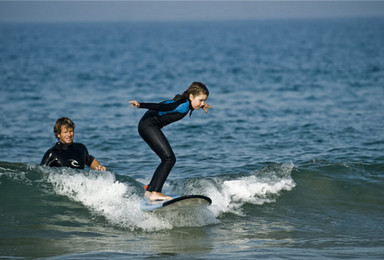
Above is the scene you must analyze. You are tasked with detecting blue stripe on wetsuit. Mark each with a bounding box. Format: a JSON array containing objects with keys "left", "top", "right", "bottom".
[{"left": 158, "top": 100, "right": 190, "bottom": 116}]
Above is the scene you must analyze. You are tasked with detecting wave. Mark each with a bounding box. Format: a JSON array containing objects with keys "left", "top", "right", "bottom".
[
  {"left": 292, "top": 160, "right": 384, "bottom": 213},
  {"left": 0, "top": 161, "right": 295, "bottom": 232}
]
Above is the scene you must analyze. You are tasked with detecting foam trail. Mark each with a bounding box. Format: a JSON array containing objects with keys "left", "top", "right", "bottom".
[
  {"left": 45, "top": 163, "right": 295, "bottom": 231},
  {"left": 47, "top": 170, "right": 174, "bottom": 231},
  {"left": 46, "top": 169, "right": 217, "bottom": 231},
  {"left": 175, "top": 162, "right": 296, "bottom": 217}
]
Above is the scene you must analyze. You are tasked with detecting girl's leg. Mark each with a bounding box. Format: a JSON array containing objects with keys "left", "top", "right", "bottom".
[{"left": 138, "top": 120, "right": 176, "bottom": 194}]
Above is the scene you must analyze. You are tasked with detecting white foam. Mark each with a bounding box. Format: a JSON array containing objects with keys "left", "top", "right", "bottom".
[
  {"left": 46, "top": 169, "right": 217, "bottom": 231},
  {"left": 47, "top": 170, "right": 173, "bottom": 231},
  {"left": 45, "top": 162, "right": 295, "bottom": 231},
  {"left": 188, "top": 162, "right": 296, "bottom": 216}
]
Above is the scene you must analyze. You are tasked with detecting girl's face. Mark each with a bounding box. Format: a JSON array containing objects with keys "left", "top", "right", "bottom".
[{"left": 189, "top": 93, "right": 208, "bottom": 110}]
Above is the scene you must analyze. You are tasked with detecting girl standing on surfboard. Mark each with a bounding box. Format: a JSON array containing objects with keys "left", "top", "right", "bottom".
[{"left": 129, "top": 82, "right": 211, "bottom": 201}]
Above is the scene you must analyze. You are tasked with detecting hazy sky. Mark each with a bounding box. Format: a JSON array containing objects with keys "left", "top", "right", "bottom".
[{"left": 1, "top": 1, "right": 384, "bottom": 23}]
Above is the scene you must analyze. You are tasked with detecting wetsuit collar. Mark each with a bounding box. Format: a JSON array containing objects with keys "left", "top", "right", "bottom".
[
  {"left": 188, "top": 99, "right": 194, "bottom": 117},
  {"left": 57, "top": 141, "right": 73, "bottom": 150}
]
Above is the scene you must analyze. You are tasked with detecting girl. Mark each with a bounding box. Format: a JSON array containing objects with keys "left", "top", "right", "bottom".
[{"left": 129, "top": 82, "right": 211, "bottom": 201}]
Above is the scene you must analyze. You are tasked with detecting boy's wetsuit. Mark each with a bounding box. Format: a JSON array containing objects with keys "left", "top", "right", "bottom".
[
  {"left": 138, "top": 98, "right": 192, "bottom": 192},
  {"left": 40, "top": 142, "right": 95, "bottom": 169}
]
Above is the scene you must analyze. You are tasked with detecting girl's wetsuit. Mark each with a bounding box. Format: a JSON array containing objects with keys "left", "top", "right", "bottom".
[{"left": 138, "top": 98, "right": 192, "bottom": 192}]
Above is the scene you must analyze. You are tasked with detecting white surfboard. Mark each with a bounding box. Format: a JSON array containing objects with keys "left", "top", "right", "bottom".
[{"left": 140, "top": 195, "right": 212, "bottom": 211}]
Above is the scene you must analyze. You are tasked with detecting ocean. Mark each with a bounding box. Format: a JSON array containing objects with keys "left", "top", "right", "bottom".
[{"left": 1, "top": 18, "right": 383, "bottom": 259}]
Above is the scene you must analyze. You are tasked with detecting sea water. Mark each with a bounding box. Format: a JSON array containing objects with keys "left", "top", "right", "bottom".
[{"left": 1, "top": 18, "right": 384, "bottom": 259}]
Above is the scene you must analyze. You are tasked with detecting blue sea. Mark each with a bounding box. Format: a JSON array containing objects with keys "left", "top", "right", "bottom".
[{"left": 1, "top": 18, "right": 384, "bottom": 259}]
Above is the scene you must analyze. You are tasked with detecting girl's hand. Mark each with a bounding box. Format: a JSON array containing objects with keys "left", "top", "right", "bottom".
[
  {"left": 202, "top": 103, "right": 212, "bottom": 113},
  {"left": 129, "top": 100, "right": 140, "bottom": 108}
]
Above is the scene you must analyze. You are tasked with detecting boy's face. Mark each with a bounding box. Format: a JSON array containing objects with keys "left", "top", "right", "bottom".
[{"left": 57, "top": 126, "right": 74, "bottom": 144}]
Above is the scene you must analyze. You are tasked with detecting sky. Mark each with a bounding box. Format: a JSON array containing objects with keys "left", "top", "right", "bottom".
[{"left": 0, "top": 1, "right": 384, "bottom": 23}]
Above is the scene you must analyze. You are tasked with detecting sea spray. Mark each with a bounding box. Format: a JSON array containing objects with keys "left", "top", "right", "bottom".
[
  {"left": 171, "top": 162, "right": 296, "bottom": 217},
  {"left": 46, "top": 169, "right": 219, "bottom": 231},
  {"left": 46, "top": 169, "right": 174, "bottom": 231}
]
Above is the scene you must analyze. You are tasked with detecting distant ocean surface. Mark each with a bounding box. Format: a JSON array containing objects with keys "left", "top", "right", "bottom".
[{"left": 1, "top": 18, "right": 384, "bottom": 259}]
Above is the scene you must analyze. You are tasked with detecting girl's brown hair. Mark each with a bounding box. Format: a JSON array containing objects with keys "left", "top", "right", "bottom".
[{"left": 173, "top": 82, "right": 209, "bottom": 102}]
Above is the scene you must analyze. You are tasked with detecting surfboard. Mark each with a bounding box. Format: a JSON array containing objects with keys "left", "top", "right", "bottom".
[{"left": 140, "top": 195, "right": 212, "bottom": 211}]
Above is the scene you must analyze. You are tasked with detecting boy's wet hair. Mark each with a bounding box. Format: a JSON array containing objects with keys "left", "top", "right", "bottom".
[{"left": 54, "top": 117, "right": 75, "bottom": 138}]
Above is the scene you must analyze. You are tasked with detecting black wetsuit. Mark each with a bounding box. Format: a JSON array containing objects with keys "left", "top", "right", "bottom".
[
  {"left": 40, "top": 142, "right": 95, "bottom": 169},
  {"left": 138, "top": 98, "right": 192, "bottom": 192}
]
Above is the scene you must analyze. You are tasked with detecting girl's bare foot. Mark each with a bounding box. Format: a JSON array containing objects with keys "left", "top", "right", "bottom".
[{"left": 145, "top": 191, "right": 173, "bottom": 201}]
